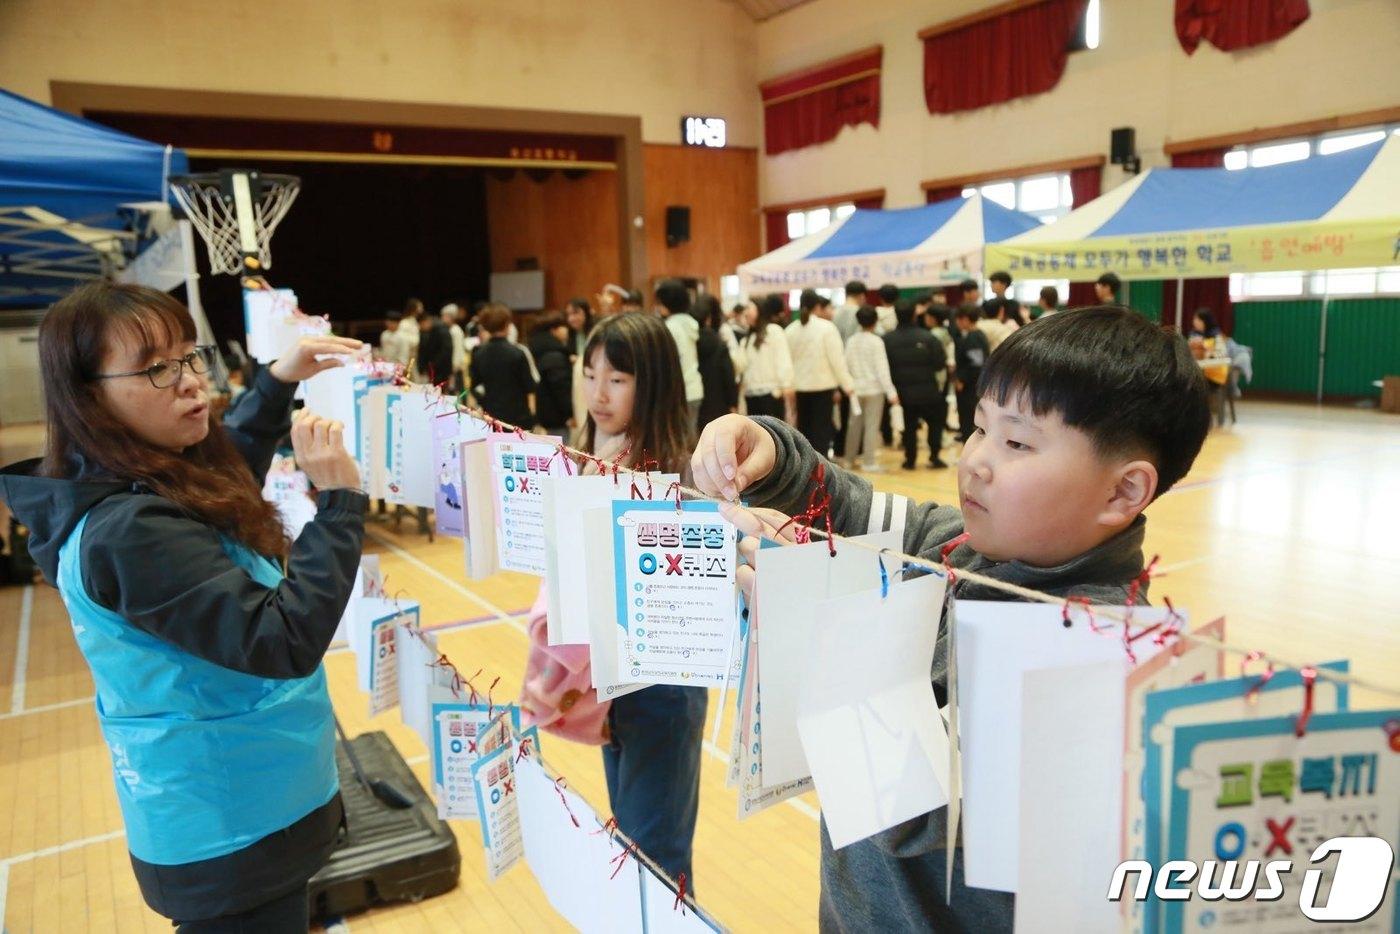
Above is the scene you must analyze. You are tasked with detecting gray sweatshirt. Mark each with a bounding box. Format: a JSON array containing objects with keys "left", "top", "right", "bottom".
[{"left": 743, "top": 416, "right": 1148, "bottom": 933}]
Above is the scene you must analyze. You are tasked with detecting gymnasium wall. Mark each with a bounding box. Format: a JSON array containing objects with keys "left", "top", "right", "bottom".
[
  {"left": 0, "top": 0, "right": 760, "bottom": 146},
  {"left": 485, "top": 146, "right": 760, "bottom": 310},
  {"left": 753, "top": 0, "right": 1400, "bottom": 207}
]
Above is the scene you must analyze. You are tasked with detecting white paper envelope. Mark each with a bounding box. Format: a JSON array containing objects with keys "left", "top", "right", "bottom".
[
  {"left": 752, "top": 530, "right": 902, "bottom": 787},
  {"left": 798, "top": 572, "right": 950, "bottom": 849},
  {"left": 395, "top": 625, "right": 439, "bottom": 748}
]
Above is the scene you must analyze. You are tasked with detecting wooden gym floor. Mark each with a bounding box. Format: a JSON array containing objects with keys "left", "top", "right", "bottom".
[{"left": 1, "top": 400, "right": 1398, "bottom": 932}]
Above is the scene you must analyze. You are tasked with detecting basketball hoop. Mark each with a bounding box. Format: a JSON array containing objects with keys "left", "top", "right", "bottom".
[{"left": 169, "top": 169, "right": 299, "bottom": 279}]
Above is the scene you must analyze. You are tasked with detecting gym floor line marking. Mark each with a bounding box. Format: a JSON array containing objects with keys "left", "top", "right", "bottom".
[
  {"left": 9, "top": 585, "right": 33, "bottom": 714},
  {"left": 364, "top": 529, "right": 525, "bottom": 633},
  {"left": 1165, "top": 442, "right": 1400, "bottom": 495},
  {"left": 0, "top": 695, "right": 93, "bottom": 721}
]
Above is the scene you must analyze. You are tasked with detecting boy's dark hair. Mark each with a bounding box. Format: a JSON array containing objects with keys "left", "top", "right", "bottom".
[
  {"left": 978, "top": 305, "right": 1211, "bottom": 497},
  {"left": 1096, "top": 272, "right": 1121, "bottom": 295},
  {"left": 655, "top": 279, "right": 690, "bottom": 315},
  {"left": 913, "top": 290, "right": 934, "bottom": 307},
  {"left": 856, "top": 305, "right": 879, "bottom": 329},
  {"left": 624, "top": 289, "right": 644, "bottom": 306},
  {"left": 844, "top": 280, "right": 867, "bottom": 298},
  {"left": 959, "top": 279, "right": 979, "bottom": 293},
  {"left": 989, "top": 270, "right": 1012, "bottom": 286},
  {"left": 478, "top": 304, "right": 513, "bottom": 334},
  {"left": 1040, "top": 285, "right": 1060, "bottom": 307},
  {"left": 894, "top": 299, "right": 917, "bottom": 327},
  {"left": 954, "top": 304, "right": 980, "bottom": 322},
  {"left": 878, "top": 283, "right": 899, "bottom": 305}
]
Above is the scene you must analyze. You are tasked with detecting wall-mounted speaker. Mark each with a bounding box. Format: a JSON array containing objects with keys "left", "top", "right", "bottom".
[{"left": 665, "top": 206, "right": 690, "bottom": 248}]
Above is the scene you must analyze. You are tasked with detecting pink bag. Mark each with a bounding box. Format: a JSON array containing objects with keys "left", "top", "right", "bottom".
[{"left": 519, "top": 583, "right": 610, "bottom": 745}]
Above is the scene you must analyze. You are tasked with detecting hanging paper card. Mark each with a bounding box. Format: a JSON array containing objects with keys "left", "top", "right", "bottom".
[
  {"left": 954, "top": 602, "right": 1174, "bottom": 893},
  {"left": 395, "top": 624, "right": 439, "bottom": 747},
  {"left": 433, "top": 703, "right": 519, "bottom": 820},
  {"left": 640, "top": 864, "right": 724, "bottom": 933},
  {"left": 243, "top": 288, "right": 328, "bottom": 362},
  {"left": 460, "top": 438, "right": 500, "bottom": 579},
  {"left": 471, "top": 718, "right": 525, "bottom": 880},
  {"left": 582, "top": 507, "right": 645, "bottom": 700},
  {"left": 1161, "top": 708, "right": 1398, "bottom": 934},
  {"left": 612, "top": 500, "right": 738, "bottom": 687},
  {"left": 542, "top": 474, "right": 681, "bottom": 646},
  {"left": 516, "top": 754, "right": 647, "bottom": 932},
  {"left": 1015, "top": 659, "right": 1130, "bottom": 934},
  {"left": 303, "top": 365, "right": 393, "bottom": 470},
  {"left": 798, "top": 571, "right": 950, "bottom": 849},
  {"left": 431, "top": 407, "right": 489, "bottom": 538},
  {"left": 1139, "top": 661, "right": 1350, "bottom": 934},
  {"left": 354, "top": 597, "right": 418, "bottom": 693},
  {"left": 369, "top": 605, "right": 416, "bottom": 717},
  {"left": 333, "top": 555, "right": 382, "bottom": 647},
  {"left": 357, "top": 385, "right": 392, "bottom": 498},
  {"left": 751, "top": 530, "right": 902, "bottom": 788},
  {"left": 383, "top": 388, "right": 437, "bottom": 508},
  {"left": 490, "top": 433, "right": 569, "bottom": 576}
]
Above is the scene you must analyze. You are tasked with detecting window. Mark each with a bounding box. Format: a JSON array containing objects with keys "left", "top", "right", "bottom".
[
  {"left": 1222, "top": 121, "right": 1400, "bottom": 299},
  {"left": 1069, "top": 0, "right": 1102, "bottom": 52},
  {"left": 720, "top": 274, "right": 741, "bottom": 308},
  {"left": 963, "top": 172, "right": 1077, "bottom": 304},
  {"left": 785, "top": 201, "right": 854, "bottom": 240}
]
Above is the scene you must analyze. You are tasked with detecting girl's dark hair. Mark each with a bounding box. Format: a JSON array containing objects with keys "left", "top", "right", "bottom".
[
  {"left": 579, "top": 313, "right": 694, "bottom": 474},
  {"left": 751, "top": 294, "right": 785, "bottom": 349},
  {"left": 692, "top": 293, "right": 723, "bottom": 330},
  {"left": 39, "top": 281, "right": 291, "bottom": 558},
  {"left": 1192, "top": 308, "right": 1221, "bottom": 337},
  {"left": 565, "top": 297, "right": 594, "bottom": 335},
  {"left": 798, "top": 289, "right": 820, "bottom": 325}
]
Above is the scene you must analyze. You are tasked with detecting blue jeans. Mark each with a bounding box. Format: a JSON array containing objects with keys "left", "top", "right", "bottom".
[{"left": 602, "top": 684, "right": 707, "bottom": 887}]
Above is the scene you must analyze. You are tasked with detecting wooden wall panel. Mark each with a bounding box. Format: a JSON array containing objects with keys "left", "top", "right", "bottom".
[
  {"left": 643, "top": 144, "right": 760, "bottom": 294},
  {"left": 484, "top": 169, "right": 622, "bottom": 311}
]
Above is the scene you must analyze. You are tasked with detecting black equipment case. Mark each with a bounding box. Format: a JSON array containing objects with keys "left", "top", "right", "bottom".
[{"left": 310, "top": 731, "right": 461, "bottom": 922}]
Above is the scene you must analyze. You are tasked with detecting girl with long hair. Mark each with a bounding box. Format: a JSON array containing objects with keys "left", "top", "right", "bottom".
[
  {"left": 519, "top": 312, "right": 706, "bottom": 885},
  {"left": 0, "top": 282, "right": 366, "bottom": 932},
  {"left": 785, "top": 289, "right": 855, "bottom": 457},
  {"left": 737, "top": 293, "right": 794, "bottom": 419}
]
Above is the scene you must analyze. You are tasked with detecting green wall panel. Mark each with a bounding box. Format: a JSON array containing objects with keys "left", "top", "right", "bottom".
[
  {"left": 1321, "top": 298, "right": 1400, "bottom": 397},
  {"left": 1232, "top": 301, "right": 1321, "bottom": 394},
  {"left": 1128, "top": 279, "right": 1163, "bottom": 323}
]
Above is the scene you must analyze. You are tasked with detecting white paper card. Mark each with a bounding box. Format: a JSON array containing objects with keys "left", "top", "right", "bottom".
[
  {"left": 471, "top": 724, "right": 524, "bottom": 880},
  {"left": 583, "top": 507, "right": 646, "bottom": 700},
  {"left": 1014, "top": 660, "right": 1127, "bottom": 934},
  {"left": 799, "top": 572, "right": 950, "bottom": 849},
  {"left": 490, "top": 433, "right": 568, "bottom": 576},
  {"left": 753, "top": 530, "right": 902, "bottom": 787},
  {"left": 395, "top": 625, "right": 439, "bottom": 747},
  {"left": 384, "top": 388, "right": 437, "bottom": 508},
  {"left": 461, "top": 439, "right": 500, "bottom": 579}
]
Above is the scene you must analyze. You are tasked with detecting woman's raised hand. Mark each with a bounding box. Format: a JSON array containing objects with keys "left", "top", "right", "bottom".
[
  {"left": 269, "top": 335, "right": 365, "bottom": 384},
  {"left": 291, "top": 410, "right": 362, "bottom": 492}
]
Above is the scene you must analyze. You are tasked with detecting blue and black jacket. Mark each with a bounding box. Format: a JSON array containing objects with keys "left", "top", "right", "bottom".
[{"left": 0, "top": 369, "right": 368, "bottom": 920}]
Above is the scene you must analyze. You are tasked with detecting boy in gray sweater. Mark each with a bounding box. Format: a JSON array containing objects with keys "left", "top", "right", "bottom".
[{"left": 691, "top": 306, "right": 1213, "bottom": 932}]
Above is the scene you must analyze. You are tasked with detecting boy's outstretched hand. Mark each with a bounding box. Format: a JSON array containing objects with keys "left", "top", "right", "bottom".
[
  {"left": 691, "top": 414, "right": 777, "bottom": 502},
  {"left": 720, "top": 502, "right": 798, "bottom": 605}
]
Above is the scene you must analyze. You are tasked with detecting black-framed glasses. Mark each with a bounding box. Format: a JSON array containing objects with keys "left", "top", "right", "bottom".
[{"left": 92, "top": 346, "right": 216, "bottom": 389}]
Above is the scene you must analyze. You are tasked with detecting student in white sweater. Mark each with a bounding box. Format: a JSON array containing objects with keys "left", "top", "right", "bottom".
[
  {"left": 785, "top": 289, "right": 855, "bottom": 459},
  {"left": 736, "top": 295, "right": 794, "bottom": 419},
  {"left": 842, "top": 305, "right": 899, "bottom": 471}
]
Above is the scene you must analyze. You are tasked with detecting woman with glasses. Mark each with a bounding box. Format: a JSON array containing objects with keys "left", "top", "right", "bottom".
[{"left": 0, "top": 281, "right": 366, "bottom": 932}]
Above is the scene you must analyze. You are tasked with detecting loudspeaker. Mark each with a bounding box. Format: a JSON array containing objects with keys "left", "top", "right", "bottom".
[
  {"left": 665, "top": 206, "right": 690, "bottom": 247},
  {"left": 1110, "top": 127, "right": 1135, "bottom": 165}
]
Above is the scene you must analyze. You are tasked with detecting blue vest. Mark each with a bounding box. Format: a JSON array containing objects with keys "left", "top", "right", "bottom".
[{"left": 57, "top": 512, "right": 338, "bottom": 865}]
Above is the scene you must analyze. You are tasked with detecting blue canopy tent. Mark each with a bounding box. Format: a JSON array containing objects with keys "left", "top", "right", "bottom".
[
  {"left": 738, "top": 194, "right": 1043, "bottom": 292},
  {"left": 0, "top": 87, "right": 188, "bottom": 307}
]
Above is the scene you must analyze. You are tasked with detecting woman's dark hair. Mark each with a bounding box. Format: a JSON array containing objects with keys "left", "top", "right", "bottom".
[
  {"left": 39, "top": 281, "right": 291, "bottom": 558},
  {"left": 751, "top": 294, "right": 785, "bottom": 350},
  {"left": 692, "top": 293, "right": 723, "bottom": 330},
  {"left": 579, "top": 313, "right": 694, "bottom": 474},
  {"left": 1192, "top": 308, "right": 1221, "bottom": 337},
  {"left": 798, "top": 289, "right": 820, "bottom": 325},
  {"left": 564, "top": 297, "right": 594, "bottom": 335},
  {"left": 978, "top": 305, "right": 1211, "bottom": 497}
]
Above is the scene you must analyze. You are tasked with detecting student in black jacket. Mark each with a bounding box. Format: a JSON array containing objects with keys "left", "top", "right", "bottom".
[
  {"left": 469, "top": 303, "right": 537, "bottom": 429},
  {"left": 694, "top": 294, "right": 739, "bottom": 432},
  {"left": 416, "top": 314, "right": 455, "bottom": 387},
  {"left": 528, "top": 311, "right": 574, "bottom": 438},
  {"left": 882, "top": 299, "right": 949, "bottom": 469},
  {"left": 0, "top": 281, "right": 367, "bottom": 931},
  {"left": 953, "top": 304, "right": 991, "bottom": 442}
]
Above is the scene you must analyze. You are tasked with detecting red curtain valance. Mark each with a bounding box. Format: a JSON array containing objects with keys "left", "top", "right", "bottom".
[
  {"left": 922, "top": 0, "right": 1086, "bottom": 116},
  {"left": 1176, "top": 0, "right": 1310, "bottom": 55},
  {"left": 924, "top": 185, "right": 964, "bottom": 205},
  {"left": 761, "top": 47, "right": 882, "bottom": 156}
]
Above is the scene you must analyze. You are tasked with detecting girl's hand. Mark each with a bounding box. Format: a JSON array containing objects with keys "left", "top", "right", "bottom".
[
  {"left": 269, "top": 336, "right": 364, "bottom": 383},
  {"left": 722, "top": 503, "right": 797, "bottom": 604},
  {"left": 291, "top": 410, "right": 361, "bottom": 491},
  {"left": 692, "top": 414, "right": 776, "bottom": 502}
]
